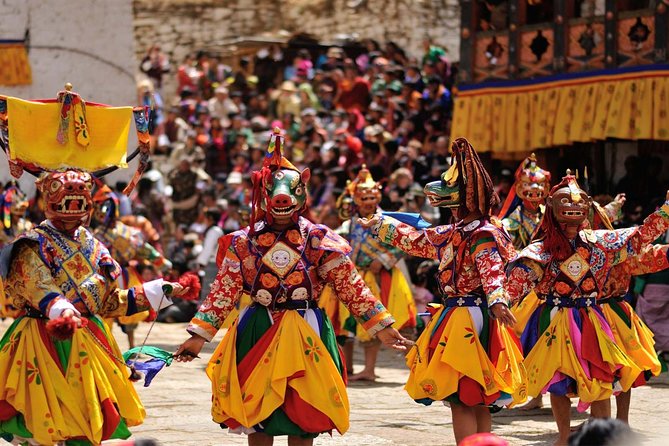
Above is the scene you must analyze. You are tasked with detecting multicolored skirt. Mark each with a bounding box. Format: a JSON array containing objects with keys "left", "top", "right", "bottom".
[
  {"left": 0, "top": 316, "right": 145, "bottom": 445},
  {"left": 207, "top": 305, "right": 349, "bottom": 437},
  {"left": 511, "top": 290, "right": 542, "bottom": 337},
  {"left": 600, "top": 297, "right": 660, "bottom": 387},
  {"left": 404, "top": 302, "right": 527, "bottom": 408},
  {"left": 521, "top": 300, "right": 642, "bottom": 411}
]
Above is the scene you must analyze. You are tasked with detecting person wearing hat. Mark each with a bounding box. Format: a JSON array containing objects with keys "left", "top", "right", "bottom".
[
  {"left": 324, "top": 166, "right": 416, "bottom": 381},
  {"left": 275, "top": 80, "right": 301, "bottom": 119},
  {"left": 208, "top": 85, "right": 239, "bottom": 127},
  {"left": 360, "top": 138, "right": 525, "bottom": 444},
  {"left": 175, "top": 129, "right": 407, "bottom": 444},
  {"left": 0, "top": 88, "right": 187, "bottom": 445}
]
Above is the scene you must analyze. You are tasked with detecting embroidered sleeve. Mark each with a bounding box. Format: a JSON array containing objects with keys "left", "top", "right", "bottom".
[
  {"left": 506, "top": 258, "right": 545, "bottom": 305},
  {"left": 5, "top": 243, "right": 71, "bottom": 318},
  {"left": 318, "top": 251, "right": 394, "bottom": 336},
  {"left": 611, "top": 202, "right": 669, "bottom": 264},
  {"left": 99, "top": 286, "right": 148, "bottom": 319},
  {"left": 372, "top": 215, "right": 443, "bottom": 259},
  {"left": 627, "top": 243, "right": 669, "bottom": 276},
  {"left": 471, "top": 233, "right": 510, "bottom": 307},
  {"left": 187, "top": 242, "right": 243, "bottom": 341}
]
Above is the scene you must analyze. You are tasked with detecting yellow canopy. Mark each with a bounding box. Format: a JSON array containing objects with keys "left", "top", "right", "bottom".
[
  {"left": 6, "top": 96, "right": 132, "bottom": 171},
  {"left": 451, "top": 65, "right": 669, "bottom": 157}
]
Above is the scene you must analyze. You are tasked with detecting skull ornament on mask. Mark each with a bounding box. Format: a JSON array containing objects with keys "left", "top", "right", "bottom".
[{"left": 36, "top": 170, "right": 93, "bottom": 233}]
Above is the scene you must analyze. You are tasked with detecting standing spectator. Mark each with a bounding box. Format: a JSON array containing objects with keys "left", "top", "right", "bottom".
[
  {"left": 169, "top": 158, "right": 201, "bottom": 227},
  {"left": 195, "top": 207, "right": 224, "bottom": 302},
  {"left": 140, "top": 44, "right": 171, "bottom": 90},
  {"left": 337, "top": 59, "right": 371, "bottom": 112}
]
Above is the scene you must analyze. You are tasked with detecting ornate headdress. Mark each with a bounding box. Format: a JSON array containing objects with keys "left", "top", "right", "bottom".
[
  {"left": 336, "top": 165, "right": 381, "bottom": 219},
  {"left": 424, "top": 137, "right": 498, "bottom": 215},
  {"left": 249, "top": 127, "right": 310, "bottom": 233},
  {"left": 535, "top": 170, "right": 590, "bottom": 260},
  {"left": 498, "top": 153, "right": 551, "bottom": 219},
  {"left": 0, "top": 84, "right": 151, "bottom": 232}
]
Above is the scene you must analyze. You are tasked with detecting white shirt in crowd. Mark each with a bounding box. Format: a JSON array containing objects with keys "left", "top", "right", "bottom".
[{"left": 196, "top": 224, "right": 224, "bottom": 267}]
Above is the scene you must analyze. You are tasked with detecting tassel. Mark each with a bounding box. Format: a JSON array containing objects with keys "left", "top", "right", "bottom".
[
  {"left": 46, "top": 316, "right": 88, "bottom": 340},
  {"left": 177, "top": 272, "right": 201, "bottom": 301}
]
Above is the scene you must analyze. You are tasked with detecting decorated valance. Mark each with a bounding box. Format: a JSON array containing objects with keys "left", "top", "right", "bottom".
[
  {"left": 0, "top": 40, "right": 32, "bottom": 86},
  {"left": 451, "top": 64, "right": 669, "bottom": 156}
]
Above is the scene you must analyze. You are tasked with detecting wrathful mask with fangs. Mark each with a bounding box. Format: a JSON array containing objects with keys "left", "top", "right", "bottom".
[
  {"left": 37, "top": 170, "right": 93, "bottom": 229},
  {"left": 515, "top": 154, "right": 550, "bottom": 206},
  {"left": 550, "top": 186, "right": 591, "bottom": 226}
]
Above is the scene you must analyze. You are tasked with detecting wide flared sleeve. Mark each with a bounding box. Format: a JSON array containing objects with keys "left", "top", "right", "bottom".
[
  {"left": 470, "top": 232, "right": 511, "bottom": 308},
  {"left": 506, "top": 258, "right": 545, "bottom": 305},
  {"left": 187, "top": 235, "right": 243, "bottom": 341},
  {"left": 371, "top": 215, "right": 448, "bottom": 259},
  {"left": 318, "top": 250, "right": 394, "bottom": 336}
]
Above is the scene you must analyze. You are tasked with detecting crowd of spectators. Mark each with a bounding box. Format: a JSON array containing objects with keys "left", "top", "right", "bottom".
[
  {"left": 130, "top": 38, "right": 459, "bottom": 302},
  {"left": 128, "top": 37, "right": 669, "bottom": 321}
]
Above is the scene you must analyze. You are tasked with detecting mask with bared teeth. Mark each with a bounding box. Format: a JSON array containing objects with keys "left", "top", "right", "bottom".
[{"left": 36, "top": 170, "right": 93, "bottom": 233}]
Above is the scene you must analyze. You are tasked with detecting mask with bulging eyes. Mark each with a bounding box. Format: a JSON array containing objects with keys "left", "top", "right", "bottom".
[
  {"left": 549, "top": 185, "right": 591, "bottom": 226},
  {"left": 36, "top": 170, "right": 93, "bottom": 232},
  {"left": 515, "top": 154, "right": 551, "bottom": 207},
  {"left": 262, "top": 168, "right": 310, "bottom": 224}
]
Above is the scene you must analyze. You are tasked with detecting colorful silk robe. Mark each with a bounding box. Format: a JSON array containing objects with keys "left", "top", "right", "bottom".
[
  {"left": 327, "top": 212, "right": 415, "bottom": 336},
  {"left": 507, "top": 203, "right": 669, "bottom": 305},
  {"left": 93, "top": 220, "right": 168, "bottom": 271},
  {"left": 507, "top": 202, "right": 669, "bottom": 405},
  {"left": 1, "top": 223, "right": 152, "bottom": 317},
  {"left": 187, "top": 217, "right": 394, "bottom": 435},
  {"left": 502, "top": 206, "right": 542, "bottom": 250},
  {"left": 188, "top": 217, "right": 394, "bottom": 341},
  {"left": 371, "top": 215, "right": 527, "bottom": 407},
  {"left": 0, "top": 222, "right": 158, "bottom": 445},
  {"left": 374, "top": 217, "right": 515, "bottom": 305}
]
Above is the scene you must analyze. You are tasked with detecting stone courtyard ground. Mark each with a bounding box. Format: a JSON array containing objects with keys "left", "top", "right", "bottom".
[{"left": 3, "top": 319, "right": 669, "bottom": 445}]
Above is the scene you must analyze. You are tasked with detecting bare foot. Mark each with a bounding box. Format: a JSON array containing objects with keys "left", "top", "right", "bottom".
[
  {"left": 520, "top": 396, "right": 544, "bottom": 410},
  {"left": 348, "top": 371, "right": 376, "bottom": 382}
]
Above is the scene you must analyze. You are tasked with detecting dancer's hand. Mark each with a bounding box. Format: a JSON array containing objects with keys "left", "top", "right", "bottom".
[
  {"left": 613, "top": 193, "right": 626, "bottom": 206},
  {"left": 164, "top": 282, "right": 189, "bottom": 297},
  {"left": 491, "top": 303, "right": 516, "bottom": 326},
  {"left": 61, "top": 308, "right": 83, "bottom": 328},
  {"left": 376, "top": 327, "right": 409, "bottom": 351},
  {"left": 357, "top": 213, "right": 381, "bottom": 229},
  {"left": 174, "top": 334, "right": 206, "bottom": 362}
]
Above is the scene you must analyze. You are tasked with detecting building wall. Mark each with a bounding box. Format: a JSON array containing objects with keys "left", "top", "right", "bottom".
[
  {"left": 282, "top": 0, "right": 460, "bottom": 61},
  {"left": 0, "top": 0, "right": 138, "bottom": 193},
  {"left": 132, "top": 0, "right": 460, "bottom": 97}
]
